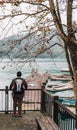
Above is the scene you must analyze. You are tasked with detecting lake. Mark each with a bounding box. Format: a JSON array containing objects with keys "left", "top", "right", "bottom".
[{"left": 0, "top": 58, "right": 74, "bottom": 97}]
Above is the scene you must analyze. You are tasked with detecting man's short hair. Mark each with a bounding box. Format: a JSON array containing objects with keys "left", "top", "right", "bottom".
[{"left": 17, "top": 71, "right": 22, "bottom": 77}]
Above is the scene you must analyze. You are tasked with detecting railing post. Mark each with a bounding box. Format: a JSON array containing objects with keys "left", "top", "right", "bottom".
[
  {"left": 5, "top": 86, "right": 8, "bottom": 114},
  {"left": 53, "top": 96, "right": 59, "bottom": 126},
  {"left": 41, "top": 88, "right": 45, "bottom": 113}
]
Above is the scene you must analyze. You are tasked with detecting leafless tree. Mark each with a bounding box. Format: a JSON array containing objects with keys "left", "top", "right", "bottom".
[{"left": 0, "top": 0, "right": 77, "bottom": 113}]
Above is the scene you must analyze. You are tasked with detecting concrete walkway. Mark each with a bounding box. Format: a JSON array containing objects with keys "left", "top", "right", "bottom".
[{"left": 0, "top": 111, "right": 40, "bottom": 130}]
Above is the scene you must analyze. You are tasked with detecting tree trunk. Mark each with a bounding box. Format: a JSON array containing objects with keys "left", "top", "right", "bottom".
[
  {"left": 64, "top": 43, "right": 73, "bottom": 80},
  {"left": 68, "top": 44, "right": 77, "bottom": 116},
  {"left": 49, "top": 0, "right": 77, "bottom": 117}
]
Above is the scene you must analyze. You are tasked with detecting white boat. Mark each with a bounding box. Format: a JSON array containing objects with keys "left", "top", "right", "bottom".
[
  {"left": 60, "top": 68, "right": 69, "bottom": 72},
  {"left": 45, "top": 81, "right": 73, "bottom": 92}
]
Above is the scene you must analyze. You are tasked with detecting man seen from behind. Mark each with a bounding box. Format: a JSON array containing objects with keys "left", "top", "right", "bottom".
[{"left": 10, "top": 71, "right": 28, "bottom": 117}]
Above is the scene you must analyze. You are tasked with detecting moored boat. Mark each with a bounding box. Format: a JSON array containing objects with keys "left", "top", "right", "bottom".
[
  {"left": 60, "top": 68, "right": 69, "bottom": 72},
  {"left": 45, "top": 81, "right": 73, "bottom": 93},
  {"left": 59, "top": 98, "right": 75, "bottom": 107}
]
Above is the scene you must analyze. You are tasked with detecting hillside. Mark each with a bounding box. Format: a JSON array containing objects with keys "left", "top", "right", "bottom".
[{"left": 0, "top": 31, "right": 66, "bottom": 60}]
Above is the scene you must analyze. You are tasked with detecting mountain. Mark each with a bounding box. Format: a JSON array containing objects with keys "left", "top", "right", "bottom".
[{"left": 0, "top": 31, "right": 65, "bottom": 59}]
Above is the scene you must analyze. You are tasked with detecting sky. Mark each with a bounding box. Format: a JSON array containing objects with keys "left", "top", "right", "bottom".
[
  {"left": 0, "top": 1, "right": 77, "bottom": 40},
  {"left": 0, "top": 2, "right": 37, "bottom": 39}
]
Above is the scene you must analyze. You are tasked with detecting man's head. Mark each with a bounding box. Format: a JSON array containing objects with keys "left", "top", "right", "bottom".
[{"left": 17, "top": 71, "right": 22, "bottom": 77}]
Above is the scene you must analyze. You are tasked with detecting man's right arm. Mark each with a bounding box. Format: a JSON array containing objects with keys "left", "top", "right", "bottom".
[
  {"left": 23, "top": 79, "right": 28, "bottom": 90},
  {"left": 10, "top": 79, "right": 15, "bottom": 90}
]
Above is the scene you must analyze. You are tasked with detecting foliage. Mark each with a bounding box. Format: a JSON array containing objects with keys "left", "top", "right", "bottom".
[
  {"left": 1, "top": 0, "right": 77, "bottom": 100},
  {"left": 0, "top": 0, "right": 65, "bottom": 61}
]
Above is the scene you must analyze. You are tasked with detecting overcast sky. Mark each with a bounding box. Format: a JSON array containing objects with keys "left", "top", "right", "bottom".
[
  {"left": 0, "top": 3, "right": 37, "bottom": 39},
  {"left": 0, "top": 1, "right": 77, "bottom": 40}
]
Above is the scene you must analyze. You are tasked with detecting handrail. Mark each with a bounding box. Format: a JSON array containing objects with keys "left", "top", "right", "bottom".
[
  {"left": 0, "top": 86, "right": 42, "bottom": 113},
  {"left": 41, "top": 88, "right": 76, "bottom": 130},
  {"left": 0, "top": 86, "right": 76, "bottom": 130},
  {"left": 55, "top": 100, "right": 76, "bottom": 118},
  {"left": 42, "top": 88, "right": 54, "bottom": 99}
]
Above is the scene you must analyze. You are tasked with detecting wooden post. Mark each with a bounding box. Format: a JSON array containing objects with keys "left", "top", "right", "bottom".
[
  {"left": 53, "top": 96, "right": 59, "bottom": 126},
  {"left": 41, "top": 88, "right": 46, "bottom": 113},
  {"left": 5, "top": 86, "right": 8, "bottom": 114},
  {"left": 41, "top": 80, "right": 48, "bottom": 112}
]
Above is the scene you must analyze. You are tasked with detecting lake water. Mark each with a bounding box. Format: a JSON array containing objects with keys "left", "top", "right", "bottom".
[{"left": 0, "top": 58, "right": 74, "bottom": 97}]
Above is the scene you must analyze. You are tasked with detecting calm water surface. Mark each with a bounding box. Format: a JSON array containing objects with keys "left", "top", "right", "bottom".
[{"left": 0, "top": 58, "right": 74, "bottom": 97}]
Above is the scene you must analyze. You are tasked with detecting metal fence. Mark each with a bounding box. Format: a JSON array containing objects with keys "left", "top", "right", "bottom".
[
  {"left": 0, "top": 86, "right": 77, "bottom": 130},
  {"left": 56, "top": 100, "right": 76, "bottom": 130},
  {"left": 41, "top": 89, "right": 76, "bottom": 130},
  {"left": 0, "top": 86, "right": 41, "bottom": 113},
  {"left": 0, "top": 88, "right": 6, "bottom": 112}
]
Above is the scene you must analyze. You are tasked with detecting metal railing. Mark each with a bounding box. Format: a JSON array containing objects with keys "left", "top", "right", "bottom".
[
  {"left": 0, "top": 86, "right": 41, "bottom": 113},
  {"left": 41, "top": 88, "right": 76, "bottom": 130},
  {"left": 0, "top": 86, "right": 77, "bottom": 130},
  {"left": 0, "top": 88, "right": 6, "bottom": 112},
  {"left": 56, "top": 100, "right": 76, "bottom": 130}
]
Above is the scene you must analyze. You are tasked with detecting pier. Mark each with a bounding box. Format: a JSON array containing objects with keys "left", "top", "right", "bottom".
[{"left": 0, "top": 85, "right": 76, "bottom": 130}]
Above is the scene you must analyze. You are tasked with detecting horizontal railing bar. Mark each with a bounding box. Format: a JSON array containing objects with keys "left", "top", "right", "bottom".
[
  {"left": 23, "top": 101, "right": 40, "bottom": 103},
  {"left": 55, "top": 100, "right": 76, "bottom": 118},
  {"left": 0, "top": 89, "right": 42, "bottom": 91},
  {"left": 42, "top": 89, "right": 54, "bottom": 99},
  {"left": 0, "top": 89, "right": 6, "bottom": 91}
]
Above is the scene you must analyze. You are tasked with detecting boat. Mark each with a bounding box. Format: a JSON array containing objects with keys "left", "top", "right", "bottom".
[
  {"left": 48, "top": 73, "right": 72, "bottom": 81},
  {"left": 62, "top": 99, "right": 75, "bottom": 106},
  {"left": 45, "top": 81, "right": 73, "bottom": 93},
  {"left": 60, "top": 68, "right": 69, "bottom": 72},
  {"left": 59, "top": 98, "right": 75, "bottom": 106}
]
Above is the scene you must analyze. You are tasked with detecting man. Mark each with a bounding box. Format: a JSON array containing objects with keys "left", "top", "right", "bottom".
[{"left": 10, "top": 71, "right": 28, "bottom": 117}]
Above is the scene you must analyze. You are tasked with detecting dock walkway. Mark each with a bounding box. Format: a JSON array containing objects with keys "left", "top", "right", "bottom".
[
  {"left": 0, "top": 111, "right": 59, "bottom": 130},
  {"left": 0, "top": 112, "right": 39, "bottom": 130}
]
